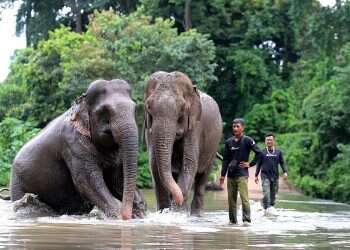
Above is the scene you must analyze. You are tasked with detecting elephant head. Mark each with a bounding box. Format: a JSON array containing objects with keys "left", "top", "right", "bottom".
[
  {"left": 72, "top": 79, "right": 138, "bottom": 220},
  {"left": 144, "top": 71, "right": 201, "bottom": 206}
]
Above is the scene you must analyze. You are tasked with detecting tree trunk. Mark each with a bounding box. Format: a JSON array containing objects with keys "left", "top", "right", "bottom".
[
  {"left": 69, "top": 0, "right": 82, "bottom": 33},
  {"left": 184, "top": 0, "right": 192, "bottom": 31},
  {"left": 25, "top": 0, "right": 33, "bottom": 46},
  {"left": 75, "top": 11, "right": 82, "bottom": 33}
]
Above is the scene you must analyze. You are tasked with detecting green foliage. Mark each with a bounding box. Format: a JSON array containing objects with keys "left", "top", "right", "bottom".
[
  {"left": 327, "top": 144, "right": 350, "bottom": 203},
  {"left": 208, "top": 159, "right": 222, "bottom": 182},
  {"left": 298, "top": 175, "right": 329, "bottom": 199},
  {"left": 0, "top": 83, "right": 27, "bottom": 121},
  {"left": 303, "top": 43, "right": 350, "bottom": 167},
  {"left": 276, "top": 132, "right": 319, "bottom": 183},
  {"left": 0, "top": 118, "right": 39, "bottom": 186},
  {"left": 136, "top": 150, "right": 152, "bottom": 189},
  {"left": 245, "top": 89, "right": 299, "bottom": 141}
]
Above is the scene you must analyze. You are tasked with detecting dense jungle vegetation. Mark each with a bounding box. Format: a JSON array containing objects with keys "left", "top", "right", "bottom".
[{"left": 0, "top": 0, "right": 349, "bottom": 203}]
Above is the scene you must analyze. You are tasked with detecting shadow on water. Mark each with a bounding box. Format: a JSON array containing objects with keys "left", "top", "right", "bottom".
[{"left": 0, "top": 189, "right": 350, "bottom": 249}]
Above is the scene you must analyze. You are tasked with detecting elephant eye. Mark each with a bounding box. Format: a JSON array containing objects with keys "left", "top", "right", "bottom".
[{"left": 96, "top": 106, "right": 110, "bottom": 123}]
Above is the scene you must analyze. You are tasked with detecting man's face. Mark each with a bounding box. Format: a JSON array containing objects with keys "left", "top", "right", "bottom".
[
  {"left": 265, "top": 136, "right": 274, "bottom": 148},
  {"left": 232, "top": 123, "right": 244, "bottom": 137}
]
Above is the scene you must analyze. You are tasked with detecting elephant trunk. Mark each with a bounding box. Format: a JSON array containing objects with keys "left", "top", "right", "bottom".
[
  {"left": 153, "top": 119, "right": 183, "bottom": 206},
  {"left": 112, "top": 116, "right": 138, "bottom": 220}
]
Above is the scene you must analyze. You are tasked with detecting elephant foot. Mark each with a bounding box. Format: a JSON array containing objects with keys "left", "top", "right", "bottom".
[
  {"left": 132, "top": 189, "right": 147, "bottom": 219},
  {"left": 105, "top": 207, "right": 121, "bottom": 218},
  {"left": 13, "top": 193, "right": 57, "bottom": 218},
  {"left": 88, "top": 207, "right": 106, "bottom": 219},
  {"left": 169, "top": 200, "right": 189, "bottom": 214}
]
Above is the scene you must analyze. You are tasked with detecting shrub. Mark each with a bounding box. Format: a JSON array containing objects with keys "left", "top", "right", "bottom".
[{"left": 0, "top": 118, "right": 39, "bottom": 186}]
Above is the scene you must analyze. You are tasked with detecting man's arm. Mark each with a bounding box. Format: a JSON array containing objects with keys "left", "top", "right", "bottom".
[
  {"left": 220, "top": 141, "right": 230, "bottom": 186},
  {"left": 249, "top": 138, "right": 262, "bottom": 167},
  {"left": 279, "top": 150, "right": 288, "bottom": 179},
  {"left": 254, "top": 155, "right": 262, "bottom": 177},
  {"left": 239, "top": 137, "right": 262, "bottom": 168},
  {"left": 253, "top": 154, "right": 262, "bottom": 184},
  {"left": 279, "top": 150, "right": 287, "bottom": 173}
]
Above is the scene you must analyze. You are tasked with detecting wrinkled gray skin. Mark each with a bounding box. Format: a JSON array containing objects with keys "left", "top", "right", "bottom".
[
  {"left": 144, "top": 71, "right": 222, "bottom": 215},
  {"left": 11, "top": 79, "right": 146, "bottom": 220}
]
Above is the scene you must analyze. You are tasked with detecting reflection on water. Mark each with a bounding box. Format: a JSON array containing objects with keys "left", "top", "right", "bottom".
[{"left": 0, "top": 190, "right": 350, "bottom": 249}]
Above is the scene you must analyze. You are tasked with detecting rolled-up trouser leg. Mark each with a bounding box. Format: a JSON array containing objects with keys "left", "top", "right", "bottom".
[
  {"left": 238, "top": 176, "right": 251, "bottom": 223},
  {"left": 227, "top": 177, "right": 238, "bottom": 224},
  {"left": 262, "top": 177, "right": 271, "bottom": 209}
]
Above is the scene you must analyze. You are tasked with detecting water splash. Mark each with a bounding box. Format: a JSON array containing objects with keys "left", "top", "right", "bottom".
[
  {"left": 0, "top": 195, "right": 350, "bottom": 250},
  {"left": 1, "top": 198, "right": 350, "bottom": 234}
]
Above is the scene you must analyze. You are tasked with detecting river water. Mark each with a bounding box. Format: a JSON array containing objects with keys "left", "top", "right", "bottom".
[{"left": 0, "top": 189, "right": 349, "bottom": 249}]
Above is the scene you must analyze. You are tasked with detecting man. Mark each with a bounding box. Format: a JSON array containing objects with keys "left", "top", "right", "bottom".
[
  {"left": 220, "top": 118, "right": 261, "bottom": 225},
  {"left": 254, "top": 133, "right": 287, "bottom": 215}
]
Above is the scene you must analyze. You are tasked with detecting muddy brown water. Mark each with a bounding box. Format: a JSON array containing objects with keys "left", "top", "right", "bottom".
[{"left": 1, "top": 167, "right": 350, "bottom": 249}]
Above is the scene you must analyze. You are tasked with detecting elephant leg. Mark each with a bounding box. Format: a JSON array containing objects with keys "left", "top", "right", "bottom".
[
  {"left": 69, "top": 158, "right": 122, "bottom": 218},
  {"left": 10, "top": 169, "right": 25, "bottom": 201},
  {"left": 151, "top": 152, "right": 171, "bottom": 210},
  {"left": 190, "top": 171, "right": 209, "bottom": 216}
]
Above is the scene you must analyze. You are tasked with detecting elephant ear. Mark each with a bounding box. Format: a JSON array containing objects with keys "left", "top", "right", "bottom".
[
  {"left": 70, "top": 94, "right": 91, "bottom": 138},
  {"left": 144, "top": 95, "right": 154, "bottom": 130},
  {"left": 186, "top": 86, "right": 202, "bottom": 132}
]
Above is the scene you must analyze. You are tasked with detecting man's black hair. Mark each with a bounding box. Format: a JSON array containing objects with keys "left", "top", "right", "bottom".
[
  {"left": 232, "top": 118, "right": 245, "bottom": 126},
  {"left": 265, "top": 133, "right": 275, "bottom": 138}
]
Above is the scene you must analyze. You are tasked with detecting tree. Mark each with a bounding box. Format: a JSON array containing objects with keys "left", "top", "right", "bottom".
[
  {"left": 14, "top": 0, "right": 140, "bottom": 46},
  {"left": 0, "top": 118, "right": 39, "bottom": 185}
]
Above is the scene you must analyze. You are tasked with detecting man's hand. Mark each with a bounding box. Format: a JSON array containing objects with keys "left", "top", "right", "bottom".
[
  {"left": 239, "top": 161, "right": 250, "bottom": 168},
  {"left": 283, "top": 172, "right": 288, "bottom": 180},
  {"left": 219, "top": 176, "right": 225, "bottom": 188},
  {"left": 254, "top": 176, "right": 259, "bottom": 184}
]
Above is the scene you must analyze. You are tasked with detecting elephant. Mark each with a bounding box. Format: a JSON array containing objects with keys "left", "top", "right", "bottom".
[
  {"left": 144, "top": 71, "right": 222, "bottom": 215},
  {"left": 10, "top": 79, "right": 146, "bottom": 220}
]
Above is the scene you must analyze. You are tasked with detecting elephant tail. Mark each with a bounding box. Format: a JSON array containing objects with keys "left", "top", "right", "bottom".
[
  {"left": 216, "top": 152, "right": 223, "bottom": 161},
  {"left": 0, "top": 188, "right": 10, "bottom": 200}
]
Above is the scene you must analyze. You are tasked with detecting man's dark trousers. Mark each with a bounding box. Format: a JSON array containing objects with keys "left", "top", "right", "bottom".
[{"left": 262, "top": 177, "right": 279, "bottom": 209}]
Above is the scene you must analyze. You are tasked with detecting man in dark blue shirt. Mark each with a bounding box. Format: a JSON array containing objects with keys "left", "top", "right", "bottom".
[
  {"left": 254, "top": 133, "right": 287, "bottom": 214},
  {"left": 220, "top": 118, "right": 261, "bottom": 224}
]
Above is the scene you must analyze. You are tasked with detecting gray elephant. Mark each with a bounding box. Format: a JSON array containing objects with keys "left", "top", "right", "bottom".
[
  {"left": 10, "top": 79, "right": 146, "bottom": 219},
  {"left": 144, "top": 71, "right": 222, "bottom": 215}
]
